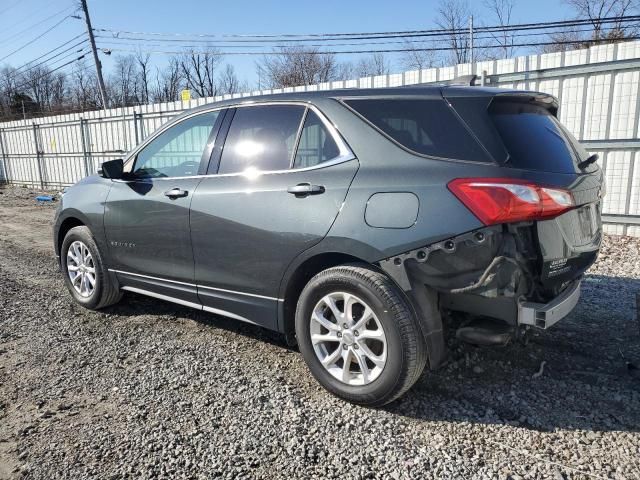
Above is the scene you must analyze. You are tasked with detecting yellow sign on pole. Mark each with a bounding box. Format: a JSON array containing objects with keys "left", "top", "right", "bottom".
[{"left": 181, "top": 89, "right": 191, "bottom": 102}]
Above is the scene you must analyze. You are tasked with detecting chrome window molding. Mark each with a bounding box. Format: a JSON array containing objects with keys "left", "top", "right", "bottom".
[
  {"left": 120, "top": 101, "right": 355, "bottom": 181},
  {"left": 119, "top": 155, "right": 356, "bottom": 182}
]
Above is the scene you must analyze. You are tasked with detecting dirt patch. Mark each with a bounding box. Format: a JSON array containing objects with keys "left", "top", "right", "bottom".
[{"left": 1, "top": 184, "right": 639, "bottom": 479}]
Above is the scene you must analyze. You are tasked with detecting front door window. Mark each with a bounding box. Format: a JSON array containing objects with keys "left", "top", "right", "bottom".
[{"left": 133, "top": 111, "right": 220, "bottom": 178}]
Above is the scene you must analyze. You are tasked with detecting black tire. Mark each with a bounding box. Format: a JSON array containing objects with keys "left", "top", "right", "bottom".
[
  {"left": 60, "top": 226, "right": 122, "bottom": 310},
  {"left": 295, "top": 263, "right": 428, "bottom": 406}
]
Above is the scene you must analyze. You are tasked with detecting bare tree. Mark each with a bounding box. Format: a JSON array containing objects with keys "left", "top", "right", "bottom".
[
  {"left": 217, "top": 63, "right": 245, "bottom": 95},
  {"left": 180, "top": 49, "right": 223, "bottom": 98},
  {"left": 335, "top": 61, "right": 355, "bottom": 80},
  {"left": 109, "top": 54, "right": 139, "bottom": 107},
  {"left": 356, "top": 53, "right": 391, "bottom": 77},
  {"left": 22, "top": 66, "right": 54, "bottom": 111},
  {"left": 436, "top": 0, "right": 473, "bottom": 64},
  {"left": 542, "top": 0, "right": 638, "bottom": 52},
  {"left": 135, "top": 51, "right": 152, "bottom": 104},
  {"left": 49, "top": 72, "right": 68, "bottom": 112},
  {"left": 0, "top": 66, "right": 19, "bottom": 118},
  {"left": 71, "top": 60, "right": 101, "bottom": 110},
  {"left": 566, "top": 0, "right": 638, "bottom": 41},
  {"left": 540, "top": 28, "right": 590, "bottom": 52},
  {"left": 257, "top": 46, "right": 340, "bottom": 88},
  {"left": 153, "top": 57, "right": 183, "bottom": 102},
  {"left": 400, "top": 42, "right": 438, "bottom": 70},
  {"left": 484, "top": 0, "right": 516, "bottom": 59}
]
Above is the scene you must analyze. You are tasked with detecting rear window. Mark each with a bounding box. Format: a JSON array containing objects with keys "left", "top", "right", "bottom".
[
  {"left": 490, "top": 101, "right": 592, "bottom": 174},
  {"left": 344, "top": 99, "right": 490, "bottom": 162}
]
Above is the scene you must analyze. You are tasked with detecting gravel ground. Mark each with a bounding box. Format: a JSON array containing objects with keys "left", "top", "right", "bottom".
[{"left": 0, "top": 184, "right": 639, "bottom": 480}]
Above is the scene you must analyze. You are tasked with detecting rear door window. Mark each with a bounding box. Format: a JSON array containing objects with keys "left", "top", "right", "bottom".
[
  {"left": 489, "top": 101, "right": 593, "bottom": 173},
  {"left": 293, "top": 110, "right": 341, "bottom": 169},
  {"left": 344, "top": 99, "right": 490, "bottom": 162},
  {"left": 218, "top": 105, "right": 305, "bottom": 174}
]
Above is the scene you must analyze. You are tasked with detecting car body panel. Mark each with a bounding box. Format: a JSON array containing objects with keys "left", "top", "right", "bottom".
[
  {"left": 53, "top": 175, "right": 113, "bottom": 260},
  {"left": 53, "top": 85, "right": 603, "bottom": 339},
  {"left": 190, "top": 158, "right": 359, "bottom": 330}
]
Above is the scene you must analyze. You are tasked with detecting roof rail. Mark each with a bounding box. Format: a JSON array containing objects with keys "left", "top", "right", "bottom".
[{"left": 447, "top": 74, "right": 478, "bottom": 86}]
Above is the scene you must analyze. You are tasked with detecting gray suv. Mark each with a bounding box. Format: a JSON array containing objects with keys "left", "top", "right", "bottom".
[{"left": 54, "top": 86, "right": 603, "bottom": 405}]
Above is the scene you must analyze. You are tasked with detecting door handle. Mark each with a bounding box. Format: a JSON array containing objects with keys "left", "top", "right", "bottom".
[
  {"left": 164, "top": 187, "right": 189, "bottom": 199},
  {"left": 287, "top": 183, "right": 325, "bottom": 197}
]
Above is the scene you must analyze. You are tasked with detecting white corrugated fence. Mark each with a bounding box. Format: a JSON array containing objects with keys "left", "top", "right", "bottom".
[{"left": 1, "top": 40, "right": 640, "bottom": 235}]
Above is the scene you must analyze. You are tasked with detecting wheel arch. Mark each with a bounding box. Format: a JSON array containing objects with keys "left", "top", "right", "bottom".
[
  {"left": 54, "top": 212, "right": 91, "bottom": 258},
  {"left": 278, "top": 251, "right": 383, "bottom": 343}
]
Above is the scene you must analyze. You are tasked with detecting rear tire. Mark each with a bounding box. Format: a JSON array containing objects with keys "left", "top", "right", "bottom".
[
  {"left": 61, "top": 226, "right": 122, "bottom": 310},
  {"left": 295, "top": 263, "right": 427, "bottom": 406}
]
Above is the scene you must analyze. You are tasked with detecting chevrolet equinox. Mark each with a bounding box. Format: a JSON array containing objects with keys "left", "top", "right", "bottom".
[{"left": 54, "top": 86, "right": 603, "bottom": 406}]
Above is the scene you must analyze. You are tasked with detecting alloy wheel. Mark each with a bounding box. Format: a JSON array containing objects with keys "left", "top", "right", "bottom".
[
  {"left": 310, "top": 291, "right": 387, "bottom": 386},
  {"left": 66, "top": 240, "right": 96, "bottom": 298}
]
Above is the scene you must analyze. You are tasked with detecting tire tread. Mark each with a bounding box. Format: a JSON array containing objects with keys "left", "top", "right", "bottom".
[{"left": 297, "top": 263, "right": 428, "bottom": 406}]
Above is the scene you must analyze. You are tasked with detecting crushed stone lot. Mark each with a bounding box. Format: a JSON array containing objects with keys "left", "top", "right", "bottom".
[{"left": 0, "top": 184, "right": 639, "bottom": 480}]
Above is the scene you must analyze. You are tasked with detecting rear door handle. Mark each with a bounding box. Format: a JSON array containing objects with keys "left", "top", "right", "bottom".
[
  {"left": 287, "top": 183, "right": 325, "bottom": 197},
  {"left": 164, "top": 187, "right": 189, "bottom": 199}
]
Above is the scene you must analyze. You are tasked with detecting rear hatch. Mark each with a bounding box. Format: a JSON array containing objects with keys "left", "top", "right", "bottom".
[{"left": 446, "top": 89, "right": 603, "bottom": 294}]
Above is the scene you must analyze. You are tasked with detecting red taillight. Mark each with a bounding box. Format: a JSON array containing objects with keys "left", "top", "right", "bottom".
[{"left": 447, "top": 178, "right": 574, "bottom": 226}]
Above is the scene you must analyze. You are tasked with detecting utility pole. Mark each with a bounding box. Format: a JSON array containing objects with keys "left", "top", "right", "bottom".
[
  {"left": 469, "top": 15, "right": 474, "bottom": 69},
  {"left": 79, "top": 0, "right": 108, "bottom": 110}
]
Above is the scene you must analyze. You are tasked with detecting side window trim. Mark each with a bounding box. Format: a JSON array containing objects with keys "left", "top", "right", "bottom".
[
  {"left": 197, "top": 108, "right": 228, "bottom": 176},
  {"left": 130, "top": 109, "right": 224, "bottom": 179},
  {"left": 206, "top": 108, "right": 236, "bottom": 175},
  {"left": 289, "top": 107, "right": 309, "bottom": 169},
  {"left": 298, "top": 105, "right": 353, "bottom": 167},
  {"left": 207, "top": 103, "right": 352, "bottom": 177},
  {"left": 123, "top": 107, "right": 226, "bottom": 179},
  {"left": 123, "top": 102, "right": 355, "bottom": 179}
]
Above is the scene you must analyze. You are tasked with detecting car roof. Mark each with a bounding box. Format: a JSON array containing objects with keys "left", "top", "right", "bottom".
[{"left": 186, "top": 85, "right": 544, "bottom": 114}]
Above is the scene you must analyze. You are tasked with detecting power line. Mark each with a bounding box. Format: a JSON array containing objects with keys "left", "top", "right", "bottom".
[
  {"left": 102, "top": 36, "right": 640, "bottom": 57},
  {"left": 0, "top": 0, "right": 24, "bottom": 17},
  {"left": 13, "top": 34, "right": 87, "bottom": 72},
  {"left": 0, "top": 15, "right": 72, "bottom": 63},
  {"left": 19, "top": 47, "right": 90, "bottom": 76},
  {"left": 0, "top": 4, "right": 75, "bottom": 46},
  {"left": 12, "top": 55, "right": 88, "bottom": 92},
  {"left": 93, "top": 15, "right": 640, "bottom": 43},
  {"left": 94, "top": 24, "right": 640, "bottom": 51}
]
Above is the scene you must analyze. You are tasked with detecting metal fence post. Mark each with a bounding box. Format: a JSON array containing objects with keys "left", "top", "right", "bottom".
[
  {"left": 138, "top": 112, "right": 145, "bottom": 142},
  {"left": 133, "top": 111, "right": 140, "bottom": 145},
  {"left": 0, "top": 128, "right": 9, "bottom": 185},
  {"left": 32, "top": 123, "right": 45, "bottom": 189},
  {"left": 79, "top": 118, "right": 90, "bottom": 177}
]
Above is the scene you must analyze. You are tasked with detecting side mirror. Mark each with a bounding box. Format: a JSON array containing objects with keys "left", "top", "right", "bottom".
[{"left": 98, "top": 159, "right": 124, "bottom": 179}]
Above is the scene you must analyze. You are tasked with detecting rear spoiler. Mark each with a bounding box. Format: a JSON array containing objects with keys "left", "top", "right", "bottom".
[{"left": 491, "top": 92, "right": 559, "bottom": 116}]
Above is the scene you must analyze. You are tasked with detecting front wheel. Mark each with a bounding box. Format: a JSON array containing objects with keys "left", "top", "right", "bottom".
[
  {"left": 295, "top": 264, "right": 427, "bottom": 406},
  {"left": 61, "top": 226, "right": 122, "bottom": 309}
]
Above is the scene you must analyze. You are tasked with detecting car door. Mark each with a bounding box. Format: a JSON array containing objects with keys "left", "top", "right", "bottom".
[
  {"left": 190, "top": 104, "right": 358, "bottom": 328},
  {"left": 104, "top": 109, "right": 224, "bottom": 305}
]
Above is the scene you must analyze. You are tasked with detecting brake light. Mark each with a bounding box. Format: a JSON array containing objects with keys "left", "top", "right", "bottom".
[{"left": 448, "top": 178, "right": 574, "bottom": 226}]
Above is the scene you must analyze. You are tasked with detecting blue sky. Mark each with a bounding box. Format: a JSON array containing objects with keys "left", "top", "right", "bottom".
[{"left": 0, "top": 0, "right": 577, "bottom": 88}]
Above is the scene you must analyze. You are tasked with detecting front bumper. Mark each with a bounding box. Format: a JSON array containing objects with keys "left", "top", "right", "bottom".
[{"left": 518, "top": 280, "right": 581, "bottom": 329}]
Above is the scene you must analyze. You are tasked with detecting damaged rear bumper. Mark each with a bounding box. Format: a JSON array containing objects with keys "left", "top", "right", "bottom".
[
  {"left": 518, "top": 280, "right": 581, "bottom": 329},
  {"left": 378, "top": 224, "right": 588, "bottom": 365}
]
